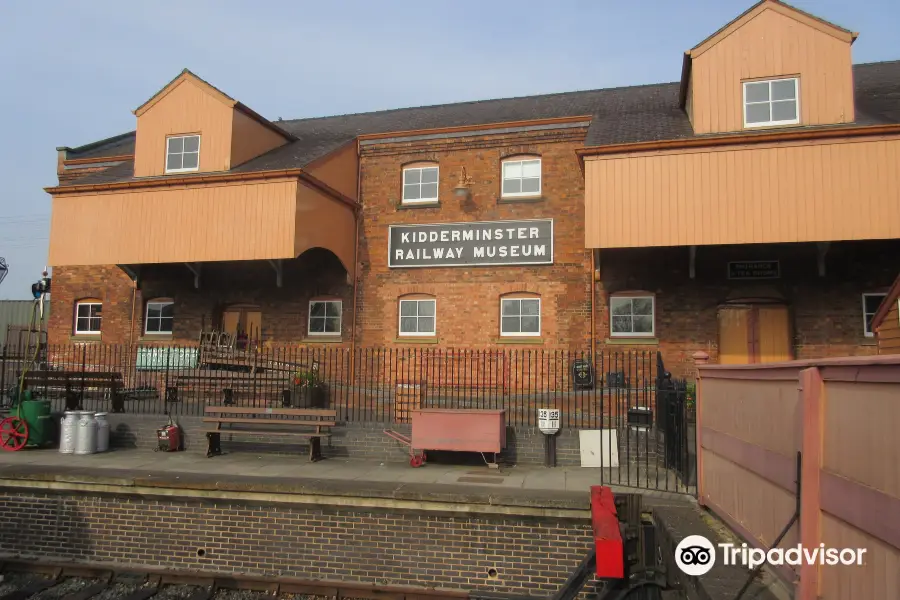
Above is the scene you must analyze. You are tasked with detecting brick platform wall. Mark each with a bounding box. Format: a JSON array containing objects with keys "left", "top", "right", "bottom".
[{"left": 0, "top": 490, "right": 594, "bottom": 595}]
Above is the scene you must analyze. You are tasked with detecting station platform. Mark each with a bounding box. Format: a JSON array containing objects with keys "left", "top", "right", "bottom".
[{"left": 0, "top": 447, "right": 688, "bottom": 515}]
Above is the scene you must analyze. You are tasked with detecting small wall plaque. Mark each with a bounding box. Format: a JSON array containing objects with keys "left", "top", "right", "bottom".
[{"left": 727, "top": 260, "right": 780, "bottom": 280}]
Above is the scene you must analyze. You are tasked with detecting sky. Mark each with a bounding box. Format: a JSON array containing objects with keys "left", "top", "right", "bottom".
[{"left": 0, "top": 0, "right": 897, "bottom": 299}]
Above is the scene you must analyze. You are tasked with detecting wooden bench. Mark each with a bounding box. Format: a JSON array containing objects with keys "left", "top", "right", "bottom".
[
  {"left": 19, "top": 370, "right": 126, "bottom": 412},
  {"left": 203, "top": 406, "right": 337, "bottom": 461}
]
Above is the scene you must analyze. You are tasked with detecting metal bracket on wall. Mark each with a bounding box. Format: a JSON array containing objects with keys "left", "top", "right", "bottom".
[
  {"left": 816, "top": 242, "right": 830, "bottom": 277},
  {"left": 116, "top": 264, "right": 141, "bottom": 285},
  {"left": 184, "top": 262, "right": 202, "bottom": 289},
  {"left": 689, "top": 245, "right": 697, "bottom": 279},
  {"left": 268, "top": 259, "right": 283, "bottom": 288}
]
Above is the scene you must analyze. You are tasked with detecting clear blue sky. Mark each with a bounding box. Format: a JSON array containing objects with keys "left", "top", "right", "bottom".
[{"left": 0, "top": 0, "right": 897, "bottom": 299}]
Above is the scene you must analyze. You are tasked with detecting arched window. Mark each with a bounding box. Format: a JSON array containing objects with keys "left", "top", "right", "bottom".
[
  {"left": 609, "top": 291, "right": 655, "bottom": 338},
  {"left": 308, "top": 298, "right": 342, "bottom": 336},
  {"left": 398, "top": 294, "right": 436, "bottom": 336},
  {"left": 500, "top": 292, "right": 541, "bottom": 337},
  {"left": 501, "top": 155, "right": 541, "bottom": 199},
  {"left": 402, "top": 162, "right": 439, "bottom": 204},
  {"left": 145, "top": 298, "right": 174, "bottom": 335},
  {"left": 74, "top": 299, "right": 102, "bottom": 334}
]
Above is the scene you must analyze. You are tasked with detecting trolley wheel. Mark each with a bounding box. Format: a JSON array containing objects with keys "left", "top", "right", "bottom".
[
  {"left": 0, "top": 417, "right": 29, "bottom": 451},
  {"left": 410, "top": 454, "right": 425, "bottom": 468}
]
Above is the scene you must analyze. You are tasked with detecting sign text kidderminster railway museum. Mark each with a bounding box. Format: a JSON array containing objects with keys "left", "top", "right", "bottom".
[{"left": 388, "top": 219, "right": 554, "bottom": 268}]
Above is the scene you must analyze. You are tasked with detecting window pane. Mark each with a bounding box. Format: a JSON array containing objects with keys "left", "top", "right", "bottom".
[
  {"left": 168, "top": 137, "right": 184, "bottom": 153},
  {"left": 400, "top": 301, "right": 418, "bottom": 317},
  {"left": 324, "top": 317, "right": 340, "bottom": 333},
  {"left": 167, "top": 153, "right": 182, "bottom": 170},
  {"left": 160, "top": 303, "right": 174, "bottom": 318},
  {"left": 325, "top": 302, "right": 341, "bottom": 317},
  {"left": 610, "top": 299, "right": 632, "bottom": 316},
  {"left": 309, "top": 318, "right": 324, "bottom": 333},
  {"left": 403, "top": 184, "right": 420, "bottom": 200},
  {"left": 147, "top": 305, "right": 162, "bottom": 319},
  {"left": 771, "top": 80, "right": 796, "bottom": 101},
  {"left": 420, "top": 182, "right": 438, "bottom": 199},
  {"left": 521, "top": 299, "right": 540, "bottom": 316},
  {"left": 501, "top": 299, "right": 520, "bottom": 316},
  {"left": 612, "top": 315, "right": 633, "bottom": 333},
  {"left": 771, "top": 100, "right": 797, "bottom": 122},
  {"left": 90, "top": 317, "right": 101, "bottom": 331},
  {"left": 160, "top": 317, "right": 174, "bottom": 333},
  {"left": 632, "top": 298, "right": 653, "bottom": 315},
  {"left": 418, "top": 300, "right": 435, "bottom": 317},
  {"left": 183, "top": 136, "right": 200, "bottom": 152},
  {"left": 502, "top": 179, "right": 521, "bottom": 195},
  {"left": 182, "top": 153, "right": 199, "bottom": 169},
  {"left": 502, "top": 316, "right": 520, "bottom": 333},
  {"left": 521, "top": 178, "right": 540, "bottom": 194},
  {"left": 76, "top": 317, "right": 89, "bottom": 332},
  {"left": 404, "top": 169, "right": 421, "bottom": 184},
  {"left": 310, "top": 302, "right": 326, "bottom": 317},
  {"left": 745, "top": 82, "right": 769, "bottom": 103},
  {"left": 521, "top": 316, "right": 540, "bottom": 333},
  {"left": 864, "top": 295, "right": 885, "bottom": 313},
  {"left": 745, "top": 103, "right": 770, "bottom": 124},
  {"left": 503, "top": 162, "right": 522, "bottom": 179},
  {"left": 77, "top": 304, "right": 91, "bottom": 318},
  {"left": 92, "top": 305, "right": 102, "bottom": 318},
  {"left": 418, "top": 317, "right": 434, "bottom": 333},
  {"left": 633, "top": 315, "right": 653, "bottom": 333},
  {"left": 421, "top": 168, "right": 438, "bottom": 184},
  {"left": 146, "top": 319, "right": 160, "bottom": 333},
  {"left": 522, "top": 161, "right": 540, "bottom": 178},
  {"left": 400, "top": 316, "right": 418, "bottom": 332}
]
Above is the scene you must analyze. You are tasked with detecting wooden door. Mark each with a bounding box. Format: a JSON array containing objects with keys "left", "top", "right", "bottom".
[
  {"left": 222, "top": 311, "right": 240, "bottom": 335},
  {"left": 718, "top": 307, "right": 751, "bottom": 364},
  {"left": 245, "top": 311, "right": 262, "bottom": 341},
  {"left": 757, "top": 306, "right": 792, "bottom": 363},
  {"left": 717, "top": 304, "right": 792, "bottom": 364}
]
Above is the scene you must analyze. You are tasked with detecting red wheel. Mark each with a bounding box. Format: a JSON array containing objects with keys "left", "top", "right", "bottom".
[
  {"left": 0, "top": 417, "right": 28, "bottom": 451},
  {"left": 410, "top": 454, "right": 425, "bottom": 468}
]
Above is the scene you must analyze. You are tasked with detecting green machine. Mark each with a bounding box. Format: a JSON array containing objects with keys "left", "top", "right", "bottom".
[{"left": 0, "top": 270, "right": 53, "bottom": 451}]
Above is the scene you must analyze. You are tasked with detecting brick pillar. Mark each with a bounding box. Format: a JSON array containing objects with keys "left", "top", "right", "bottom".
[{"left": 692, "top": 351, "right": 709, "bottom": 504}]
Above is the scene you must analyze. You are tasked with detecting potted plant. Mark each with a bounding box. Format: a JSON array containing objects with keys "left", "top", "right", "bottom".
[
  {"left": 291, "top": 368, "right": 324, "bottom": 408},
  {"left": 685, "top": 382, "right": 697, "bottom": 422}
]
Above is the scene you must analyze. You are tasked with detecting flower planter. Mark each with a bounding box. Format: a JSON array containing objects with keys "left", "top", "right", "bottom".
[{"left": 291, "top": 386, "right": 326, "bottom": 408}]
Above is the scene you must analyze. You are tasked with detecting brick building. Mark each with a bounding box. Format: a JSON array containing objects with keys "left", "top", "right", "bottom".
[{"left": 44, "top": 0, "right": 900, "bottom": 377}]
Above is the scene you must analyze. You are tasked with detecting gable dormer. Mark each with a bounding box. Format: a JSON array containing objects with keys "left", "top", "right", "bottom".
[
  {"left": 132, "top": 70, "right": 293, "bottom": 178},
  {"left": 681, "top": 0, "right": 858, "bottom": 135}
]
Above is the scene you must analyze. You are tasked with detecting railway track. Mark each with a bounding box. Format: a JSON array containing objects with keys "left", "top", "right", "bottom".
[{"left": 0, "top": 560, "right": 483, "bottom": 600}]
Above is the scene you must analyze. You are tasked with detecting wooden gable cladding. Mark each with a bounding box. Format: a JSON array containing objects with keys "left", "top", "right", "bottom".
[
  {"left": 687, "top": 1, "right": 856, "bottom": 135},
  {"left": 132, "top": 70, "right": 289, "bottom": 177}
]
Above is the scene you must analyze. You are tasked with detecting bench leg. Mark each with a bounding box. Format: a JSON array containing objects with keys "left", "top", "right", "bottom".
[
  {"left": 309, "top": 437, "right": 322, "bottom": 462},
  {"left": 206, "top": 432, "right": 222, "bottom": 458}
]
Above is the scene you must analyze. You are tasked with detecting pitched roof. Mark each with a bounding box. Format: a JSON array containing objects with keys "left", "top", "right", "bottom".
[{"left": 58, "top": 60, "right": 900, "bottom": 187}]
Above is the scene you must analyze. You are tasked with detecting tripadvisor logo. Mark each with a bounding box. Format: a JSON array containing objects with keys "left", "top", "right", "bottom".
[{"left": 675, "top": 535, "right": 868, "bottom": 576}]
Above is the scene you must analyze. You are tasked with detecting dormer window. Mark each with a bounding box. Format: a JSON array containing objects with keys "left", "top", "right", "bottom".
[
  {"left": 743, "top": 78, "right": 799, "bottom": 128},
  {"left": 165, "top": 135, "right": 201, "bottom": 173}
]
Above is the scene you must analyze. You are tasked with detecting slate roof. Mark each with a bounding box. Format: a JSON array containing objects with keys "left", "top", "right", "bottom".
[{"left": 59, "top": 60, "right": 900, "bottom": 188}]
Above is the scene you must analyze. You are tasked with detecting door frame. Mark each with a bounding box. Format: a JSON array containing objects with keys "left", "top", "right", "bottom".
[{"left": 717, "top": 301, "right": 794, "bottom": 364}]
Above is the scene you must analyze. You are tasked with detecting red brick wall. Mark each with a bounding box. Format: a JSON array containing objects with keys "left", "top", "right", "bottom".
[{"left": 355, "top": 127, "right": 591, "bottom": 349}]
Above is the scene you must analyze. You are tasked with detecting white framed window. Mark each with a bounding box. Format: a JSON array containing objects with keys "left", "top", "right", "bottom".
[
  {"left": 402, "top": 165, "right": 439, "bottom": 204},
  {"left": 74, "top": 301, "right": 102, "bottom": 334},
  {"left": 500, "top": 297, "right": 541, "bottom": 337},
  {"left": 743, "top": 78, "right": 799, "bottom": 128},
  {"left": 398, "top": 299, "right": 436, "bottom": 336},
  {"left": 501, "top": 158, "right": 541, "bottom": 198},
  {"left": 145, "top": 300, "right": 174, "bottom": 335},
  {"left": 165, "top": 135, "right": 201, "bottom": 173},
  {"left": 610, "top": 295, "right": 655, "bottom": 337},
  {"left": 862, "top": 293, "right": 887, "bottom": 337},
  {"left": 309, "top": 300, "right": 342, "bottom": 336}
]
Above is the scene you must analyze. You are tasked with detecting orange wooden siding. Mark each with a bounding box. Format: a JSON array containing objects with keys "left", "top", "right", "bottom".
[
  {"left": 134, "top": 78, "right": 234, "bottom": 177},
  {"left": 48, "top": 179, "right": 298, "bottom": 265},
  {"left": 877, "top": 301, "right": 900, "bottom": 354},
  {"left": 305, "top": 142, "right": 359, "bottom": 200},
  {"left": 295, "top": 182, "right": 357, "bottom": 277},
  {"left": 230, "top": 109, "right": 287, "bottom": 169},
  {"left": 584, "top": 135, "right": 900, "bottom": 248},
  {"left": 691, "top": 6, "right": 854, "bottom": 135}
]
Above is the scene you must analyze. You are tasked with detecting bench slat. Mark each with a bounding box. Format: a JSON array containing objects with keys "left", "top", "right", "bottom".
[
  {"left": 206, "top": 429, "right": 331, "bottom": 438},
  {"left": 205, "top": 406, "right": 336, "bottom": 417},
  {"left": 203, "top": 417, "right": 336, "bottom": 427}
]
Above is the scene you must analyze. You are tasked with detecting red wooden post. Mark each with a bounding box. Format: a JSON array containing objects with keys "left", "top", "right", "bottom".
[
  {"left": 692, "top": 351, "right": 710, "bottom": 504},
  {"left": 798, "top": 366, "right": 824, "bottom": 600}
]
